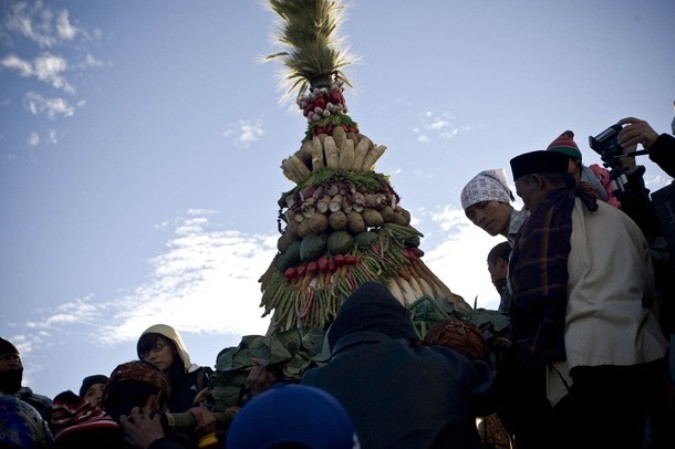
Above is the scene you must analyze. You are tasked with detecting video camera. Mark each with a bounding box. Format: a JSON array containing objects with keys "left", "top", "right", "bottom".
[
  {"left": 589, "top": 123, "right": 651, "bottom": 168},
  {"left": 588, "top": 124, "right": 652, "bottom": 200}
]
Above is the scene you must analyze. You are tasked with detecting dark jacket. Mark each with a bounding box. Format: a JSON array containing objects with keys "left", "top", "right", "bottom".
[
  {"left": 302, "top": 332, "right": 493, "bottom": 449},
  {"left": 649, "top": 133, "right": 675, "bottom": 178},
  {"left": 301, "top": 282, "right": 493, "bottom": 449}
]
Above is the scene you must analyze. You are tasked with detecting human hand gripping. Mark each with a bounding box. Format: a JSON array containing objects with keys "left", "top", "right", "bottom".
[
  {"left": 617, "top": 117, "right": 660, "bottom": 150},
  {"left": 187, "top": 406, "right": 217, "bottom": 437},
  {"left": 120, "top": 406, "right": 166, "bottom": 449}
]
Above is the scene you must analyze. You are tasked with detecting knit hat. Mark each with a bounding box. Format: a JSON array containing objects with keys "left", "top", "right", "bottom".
[
  {"left": 460, "top": 168, "right": 514, "bottom": 210},
  {"left": 0, "top": 337, "right": 19, "bottom": 358},
  {"left": 103, "top": 360, "right": 171, "bottom": 406},
  {"left": 327, "top": 281, "right": 418, "bottom": 351},
  {"left": 79, "top": 375, "right": 109, "bottom": 398},
  {"left": 510, "top": 150, "right": 569, "bottom": 180},
  {"left": 546, "top": 130, "right": 582, "bottom": 161},
  {"left": 51, "top": 391, "right": 120, "bottom": 447},
  {"left": 226, "top": 384, "right": 359, "bottom": 449}
]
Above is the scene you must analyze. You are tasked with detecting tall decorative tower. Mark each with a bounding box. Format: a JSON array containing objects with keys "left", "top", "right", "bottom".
[{"left": 259, "top": 0, "right": 471, "bottom": 334}]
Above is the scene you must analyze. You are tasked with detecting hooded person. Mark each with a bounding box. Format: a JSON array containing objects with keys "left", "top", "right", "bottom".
[
  {"left": 460, "top": 168, "right": 528, "bottom": 245},
  {"left": 137, "top": 324, "right": 213, "bottom": 413},
  {"left": 546, "top": 130, "right": 609, "bottom": 202},
  {"left": 225, "top": 384, "right": 359, "bottom": 449},
  {"left": 301, "top": 281, "right": 494, "bottom": 449},
  {"left": 0, "top": 337, "right": 52, "bottom": 423}
]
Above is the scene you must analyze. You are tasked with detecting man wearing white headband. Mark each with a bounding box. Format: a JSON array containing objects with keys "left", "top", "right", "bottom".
[{"left": 461, "top": 168, "right": 528, "bottom": 245}]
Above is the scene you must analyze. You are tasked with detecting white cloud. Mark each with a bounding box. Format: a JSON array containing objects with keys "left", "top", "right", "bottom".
[
  {"left": 415, "top": 111, "right": 466, "bottom": 143},
  {"left": 1, "top": 54, "right": 33, "bottom": 76},
  {"left": 3, "top": 2, "right": 80, "bottom": 48},
  {"left": 223, "top": 119, "right": 265, "bottom": 148},
  {"left": 23, "top": 91, "right": 75, "bottom": 118},
  {"left": 33, "top": 53, "right": 73, "bottom": 93},
  {"left": 27, "top": 131, "right": 39, "bottom": 146},
  {"left": 81, "top": 53, "right": 104, "bottom": 68},
  {"left": 56, "top": 10, "right": 77, "bottom": 41},
  {"left": 2, "top": 53, "right": 74, "bottom": 93},
  {"left": 47, "top": 129, "right": 58, "bottom": 144}
]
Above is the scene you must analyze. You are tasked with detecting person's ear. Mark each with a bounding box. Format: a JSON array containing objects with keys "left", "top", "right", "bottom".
[{"left": 531, "top": 174, "right": 546, "bottom": 189}]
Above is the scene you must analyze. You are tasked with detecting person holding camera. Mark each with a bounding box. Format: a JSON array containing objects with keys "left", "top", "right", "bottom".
[{"left": 618, "top": 116, "right": 675, "bottom": 178}]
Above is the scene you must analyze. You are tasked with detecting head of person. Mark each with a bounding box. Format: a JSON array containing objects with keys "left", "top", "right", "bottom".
[
  {"left": 509, "top": 150, "right": 570, "bottom": 211},
  {"left": 79, "top": 375, "right": 109, "bottom": 409},
  {"left": 546, "top": 130, "right": 583, "bottom": 180},
  {"left": 101, "top": 360, "right": 171, "bottom": 423},
  {"left": 136, "top": 324, "right": 191, "bottom": 379},
  {"left": 0, "top": 395, "right": 53, "bottom": 449},
  {"left": 487, "top": 241, "right": 511, "bottom": 288},
  {"left": 327, "top": 281, "right": 418, "bottom": 352},
  {"left": 51, "top": 390, "right": 116, "bottom": 441},
  {"left": 461, "top": 168, "right": 515, "bottom": 237},
  {"left": 0, "top": 337, "right": 23, "bottom": 394},
  {"left": 225, "top": 384, "right": 359, "bottom": 449}
]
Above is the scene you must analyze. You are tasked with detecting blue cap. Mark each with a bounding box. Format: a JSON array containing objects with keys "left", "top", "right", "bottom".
[{"left": 226, "top": 384, "right": 358, "bottom": 449}]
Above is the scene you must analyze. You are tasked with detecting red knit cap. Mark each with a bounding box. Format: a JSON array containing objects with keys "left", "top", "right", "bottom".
[{"left": 546, "top": 130, "right": 582, "bottom": 161}]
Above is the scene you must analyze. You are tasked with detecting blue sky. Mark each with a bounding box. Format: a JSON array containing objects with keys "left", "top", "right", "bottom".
[{"left": 1, "top": 0, "right": 674, "bottom": 399}]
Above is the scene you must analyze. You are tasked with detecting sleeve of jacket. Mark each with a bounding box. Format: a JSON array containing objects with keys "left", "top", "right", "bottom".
[{"left": 649, "top": 133, "right": 675, "bottom": 178}]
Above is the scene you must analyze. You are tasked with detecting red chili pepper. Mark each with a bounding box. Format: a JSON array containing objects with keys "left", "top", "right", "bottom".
[
  {"left": 307, "top": 261, "right": 318, "bottom": 273},
  {"left": 297, "top": 265, "right": 306, "bottom": 277},
  {"left": 317, "top": 257, "right": 328, "bottom": 272},
  {"left": 333, "top": 254, "right": 345, "bottom": 266}
]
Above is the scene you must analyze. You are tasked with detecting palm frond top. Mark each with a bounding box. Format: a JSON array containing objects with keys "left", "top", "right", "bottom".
[{"left": 266, "top": 0, "right": 354, "bottom": 100}]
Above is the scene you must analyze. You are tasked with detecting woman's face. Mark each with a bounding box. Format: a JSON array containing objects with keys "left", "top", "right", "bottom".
[{"left": 139, "top": 338, "right": 175, "bottom": 372}]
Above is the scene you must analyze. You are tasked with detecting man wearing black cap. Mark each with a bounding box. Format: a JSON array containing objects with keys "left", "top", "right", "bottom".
[
  {"left": 498, "top": 150, "right": 669, "bottom": 449},
  {"left": 0, "top": 336, "right": 53, "bottom": 422}
]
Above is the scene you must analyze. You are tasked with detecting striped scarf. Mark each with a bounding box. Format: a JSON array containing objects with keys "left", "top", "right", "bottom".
[{"left": 508, "top": 180, "right": 597, "bottom": 366}]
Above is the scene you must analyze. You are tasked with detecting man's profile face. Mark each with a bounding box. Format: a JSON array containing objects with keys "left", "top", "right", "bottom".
[
  {"left": 515, "top": 177, "right": 543, "bottom": 211},
  {"left": 465, "top": 200, "right": 512, "bottom": 236}
]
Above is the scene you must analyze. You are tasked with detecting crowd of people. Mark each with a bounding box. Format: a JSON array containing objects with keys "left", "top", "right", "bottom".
[{"left": 1, "top": 116, "right": 674, "bottom": 449}]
